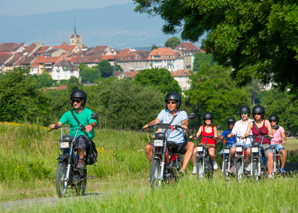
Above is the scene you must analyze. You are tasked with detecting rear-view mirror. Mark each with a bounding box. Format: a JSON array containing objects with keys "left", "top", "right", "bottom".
[
  {"left": 273, "top": 125, "right": 279, "bottom": 130},
  {"left": 217, "top": 125, "right": 222, "bottom": 130},
  {"left": 188, "top": 112, "right": 197, "bottom": 120},
  {"left": 91, "top": 113, "right": 98, "bottom": 120},
  {"left": 285, "top": 132, "right": 291, "bottom": 137}
]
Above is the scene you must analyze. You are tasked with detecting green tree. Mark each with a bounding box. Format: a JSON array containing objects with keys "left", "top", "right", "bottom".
[
  {"left": 39, "top": 72, "right": 53, "bottom": 87},
  {"left": 245, "top": 80, "right": 263, "bottom": 105},
  {"left": 0, "top": 67, "right": 51, "bottom": 125},
  {"left": 260, "top": 89, "right": 298, "bottom": 133},
  {"left": 134, "top": 1, "right": 298, "bottom": 94},
  {"left": 164, "top": 37, "right": 181, "bottom": 49},
  {"left": 80, "top": 67, "right": 101, "bottom": 83},
  {"left": 98, "top": 60, "right": 113, "bottom": 78},
  {"left": 185, "top": 64, "right": 250, "bottom": 127},
  {"left": 151, "top": 44, "right": 159, "bottom": 51},
  {"left": 193, "top": 52, "right": 216, "bottom": 71},
  {"left": 134, "top": 68, "right": 182, "bottom": 94}
]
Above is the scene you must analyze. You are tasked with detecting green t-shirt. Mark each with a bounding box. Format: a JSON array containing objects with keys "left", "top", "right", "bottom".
[{"left": 59, "top": 108, "right": 97, "bottom": 139}]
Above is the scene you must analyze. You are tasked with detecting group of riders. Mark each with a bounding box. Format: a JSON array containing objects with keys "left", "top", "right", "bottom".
[{"left": 50, "top": 89, "right": 287, "bottom": 179}]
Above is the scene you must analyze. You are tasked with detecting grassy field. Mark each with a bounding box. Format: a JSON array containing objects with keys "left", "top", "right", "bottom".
[{"left": 1, "top": 122, "right": 298, "bottom": 205}]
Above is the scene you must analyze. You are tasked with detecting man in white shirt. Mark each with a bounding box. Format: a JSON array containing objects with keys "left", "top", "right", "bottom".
[{"left": 228, "top": 106, "right": 253, "bottom": 172}]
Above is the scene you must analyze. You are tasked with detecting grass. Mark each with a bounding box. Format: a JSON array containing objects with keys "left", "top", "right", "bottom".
[{"left": 5, "top": 173, "right": 298, "bottom": 212}]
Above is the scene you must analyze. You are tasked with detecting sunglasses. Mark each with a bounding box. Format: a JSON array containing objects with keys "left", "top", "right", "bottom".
[
  {"left": 72, "top": 99, "right": 82, "bottom": 103},
  {"left": 270, "top": 120, "right": 276, "bottom": 123},
  {"left": 167, "top": 101, "right": 177, "bottom": 105},
  {"left": 241, "top": 113, "right": 248, "bottom": 115},
  {"left": 204, "top": 118, "right": 212, "bottom": 120}
]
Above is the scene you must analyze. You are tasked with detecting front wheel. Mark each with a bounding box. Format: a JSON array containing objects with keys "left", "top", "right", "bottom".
[
  {"left": 196, "top": 158, "right": 204, "bottom": 180},
  {"left": 56, "top": 161, "right": 68, "bottom": 198},
  {"left": 206, "top": 157, "right": 214, "bottom": 179},
  {"left": 223, "top": 160, "right": 228, "bottom": 181},
  {"left": 252, "top": 161, "right": 258, "bottom": 181},
  {"left": 150, "top": 159, "right": 161, "bottom": 188},
  {"left": 235, "top": 159, "right": 243, "bottom": 181}
]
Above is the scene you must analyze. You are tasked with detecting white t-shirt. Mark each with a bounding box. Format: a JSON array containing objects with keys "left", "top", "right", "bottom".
[{"left": 231, "top": 119, "right": 254, "bottom": 145}]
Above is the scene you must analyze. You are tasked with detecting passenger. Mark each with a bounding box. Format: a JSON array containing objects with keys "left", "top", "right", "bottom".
[
  {"left": 269, "top": 115, "right": 287, "bottom": 173},
  {"left": 242, "top": 105, "right": 274, "bottom": 178},
  {"left": 190, "top": 112, "right": 218, "bottom": 174}
]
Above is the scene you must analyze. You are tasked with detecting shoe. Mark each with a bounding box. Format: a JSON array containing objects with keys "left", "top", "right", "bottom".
[
  {"left": 267, "top": 174, "right": 273, "bottom": 179},
  {"left": 192, "top": 167, "right": 197, "bottom": 175},
  {"left": 280, "top": 168, "right": 285, "bottom": 173},
  {"left": 76, "top": 160, "right": 86, "bottom": 170},
  {"left": 229, "top": 165, "right": 235, "bottom": 173},
  {"left": 179, "top": 169, "right": 185, "bottom": 177},
  {"left": 245, "top": 163, "right": 251, "bottom": 172},
  {"left": 213, "top": 162, "right": 218, "bottom": 170}
]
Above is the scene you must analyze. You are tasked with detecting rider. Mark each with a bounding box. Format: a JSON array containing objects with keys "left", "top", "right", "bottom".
[
  {"left": 227, "top": 106, "right": 253, "bottom": 172},
  {"left": 143, "top": 92, "right": 195, "bottom": 175},
  {"left": 242, "top": 105, "right": 274, "bottom": 178},
  {"left": 191, "top": 112, "right": 218, "bottom": 174},
  {"left": 217, "top": 117, "right": 236, "bottom": 173},
  {"left": 50, "top": 89, "right": 97, "bottom": 170},
  {"left": 269, "top": 115, "right": 287, "bottom": 173}
]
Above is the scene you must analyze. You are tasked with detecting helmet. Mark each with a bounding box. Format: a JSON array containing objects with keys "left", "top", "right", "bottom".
[
  {"left": 70, "top": 89, "right": 87, "bottom": 106},
  {"left": 165, "top": 92, "right": 181, "bottom": 110},
  {"left": 269, "top": 115, "right": 279, "bottom": 124},
  {"left": 226, "top": 117, "right": 236, "bottom": 127},
  {"left": 252, "top": 105, "right": 265, "bottom": 115},
  {"left": 203, "top": 112, "right": 213, "bottom": 123},
  {"left": 239, "top": 106, "right": 250, "bottom": 117}
]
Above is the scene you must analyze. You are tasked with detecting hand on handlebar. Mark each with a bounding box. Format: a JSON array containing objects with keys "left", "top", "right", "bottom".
[
  {"left": 85, "top": 124, "right": 93, "bottom": 132},
  {"left": 143, "top": 124, "right": 150, "bottom": 130},
  {"left": 189, "top": 135, "right": 197, "bottom": 140}
]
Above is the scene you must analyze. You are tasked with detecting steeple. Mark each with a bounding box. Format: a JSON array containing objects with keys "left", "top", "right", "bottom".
[{"left": 74, "top": 19, "right": 76, "bottom": 34}]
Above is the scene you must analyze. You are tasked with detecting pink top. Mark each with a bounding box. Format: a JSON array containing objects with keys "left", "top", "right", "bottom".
[{"left": 270, "top": 126, "right": 285, "bottom": 145}]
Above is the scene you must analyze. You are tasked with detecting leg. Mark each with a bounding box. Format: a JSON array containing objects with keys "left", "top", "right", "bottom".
[
  {"left": 280, "top": 149, "right": 286, "bottom": 169},
  {"left": 246, "top": 148, "right": 251, "bottom": 163},
  {"left": 230, "top": 147, "right": 236, "bottom": 162},
  {"left": 267, "top": 152, "right": 274, "bottom": 175},
  {"left": 181, "top": 142, "right": 195, "bottom": 170},
  {"left": 145, "top": 142, "right": 153, "bottom": 164},
  {"left": 208, "top": 147, "right": 216, "bottom": 162},
  {"left": 192, "top": 147, "right": 197, "bottom": 166},
  {"left": 78, "top": 149, "right": 85, "bottom": 159}
]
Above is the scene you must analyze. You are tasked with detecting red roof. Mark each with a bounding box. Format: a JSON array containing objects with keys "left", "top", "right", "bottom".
[
  {"left": 171, "top": 70, "right": 191, "bottom": 77},
  {"left": 102, "top": 55, "right": 115, "bottom": 61},
  {"left": 0, "top": 54, "right": 11, "bottom": 64},
  {"left": 61, "top": 42, "right": 68, "bottom": 46},
  {"left": 82, "top": 44, "right": 87, "bottom": 48},
  {"left": 53, "top": 45, "right": 77, "bottom": 52},
  {"left": 0, "top": 43, "right": 24, "bottom": 52},
  {"left": 72, "top": 55, "right": 103, "bottom": 64},
  {"left": 148, "top": 47, "right": 176, "bottom": 60},
  {"left": 175, "top": 42, "right": 199, "bottom": 51},
  {"left": 124, "top": 71, "right": 140, "bottom": 78},
  {"left": 57, "top": 85, "right": 67, "bottom": 90},
  {"left": 4, "top": 53, "right": 23, "bottom": 66},
  {"left": 31, "top": 56, "right": 59, "bottom": 67},
  {"left": 35, "top": 46, "right": 50, "bottom": 54}
]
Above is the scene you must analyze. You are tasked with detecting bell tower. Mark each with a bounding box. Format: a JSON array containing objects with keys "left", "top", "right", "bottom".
[{"left": 69, "top": 21, "right": 82, "bottom": 50}]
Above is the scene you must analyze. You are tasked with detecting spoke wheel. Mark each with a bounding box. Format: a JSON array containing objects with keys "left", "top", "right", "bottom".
[
  {"left": 76, "top": 171, "right": 87, "bottom": 196},
  {"left": 206, "top": 157, "right": 214, "bottom": 179},
  {"left": 235, "top": 159, "right": 242, "bottom": 181},
  {"left": 150, "top": 159, "right": 161, "bottom": 188},
  {"left": 223, "top": 160, "right": 228, "bottom": 181},
  {"left": 252, "top": 161, "right": 258, "bottom": 181},
  {"left": 56, "top": 161, "right": 68, "bottom": 198},
  {"left": 196, "top": 159, "right": 204, "bottom": 180}
]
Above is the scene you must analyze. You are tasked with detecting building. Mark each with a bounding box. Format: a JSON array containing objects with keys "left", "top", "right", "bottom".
[
  {"left": 30, "top": 56, "right": 59, "bottom": 75},
  {"left": 171, "top": 70, "right": 191, "bottom": 91},
  {"left": 52, "top": 59, "right": 79, "bottom": 80},
  {"left": 175, "top": 42, "right": 201, "bottom": 71},
  {"left": 69, "top": 24, "right": 82, "bottom": 50}
]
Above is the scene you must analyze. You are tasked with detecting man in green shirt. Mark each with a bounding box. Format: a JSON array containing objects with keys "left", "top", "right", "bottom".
[{"left": 50, "top": 89, "right": 97, "bottom": 170}]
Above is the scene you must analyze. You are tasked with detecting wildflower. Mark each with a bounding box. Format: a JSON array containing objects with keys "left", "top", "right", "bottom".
[{"left": 201, "top": 183, "right": 204, "bottom": 186}]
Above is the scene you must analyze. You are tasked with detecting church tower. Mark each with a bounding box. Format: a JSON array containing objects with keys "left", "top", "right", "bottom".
[{"left": 70, "top": 22, "right": 82, "bottom": 50}]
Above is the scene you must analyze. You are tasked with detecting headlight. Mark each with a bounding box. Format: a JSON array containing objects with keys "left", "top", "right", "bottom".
[
  {"left": 60, "top": 142, "right": 69, "bottom": 149},
  {"left": 224, "top": 149, "right": 230, "bottom": 154},
  {"left": 251, "top": 147, "right": 259, "bottom": 153},
  {"left": 197, "top": 146, "right": 203, "bottom": 152},
  {"left": 154, "top": 140, "right": 163, "bottom": 147},
  {"left": 236, "top": 147, "right": 243, "bottom": 152}
]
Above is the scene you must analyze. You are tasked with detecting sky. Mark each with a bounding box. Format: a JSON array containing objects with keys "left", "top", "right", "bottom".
[{"left": 0, "top": 0, "right": 132, "bottom": 16}]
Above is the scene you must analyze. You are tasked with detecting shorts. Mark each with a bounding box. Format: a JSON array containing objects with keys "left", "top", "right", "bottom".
[
  {"left": 199, "top": 143, "right": 216, "bottom": 149},
  {"left": 73, "top": 135, "right": 90, "bottom": 150},
  {"left": 148, "top": 141, "right": 187, "bottom": 154},
  {"left": 271, "top": 144, "right": 285, "bottom": 153},
  {"left": 220, "top": 144, "right": 236, "bottom": 155},
  {"left": 237, "top": 143, "right": 252, "bottom": 149},
  {"left": 260, "top": 144, "right": 274, "bottom": 155}
]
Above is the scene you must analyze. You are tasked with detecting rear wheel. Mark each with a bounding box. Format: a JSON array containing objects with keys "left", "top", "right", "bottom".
[
  {"left": 150, "top": 159, "right": 161, "bottom": 188},
  {"left": 56, "top": 161, "right": 68, "bottom": 198},
  {"left": 76, "top": 171, "right": 87, "bottom": 196},
  {"left": 206, "top": 157, "right": 214, "bottom": 179},
  {"left": 196, "top": 159, "right": 204, "bottom": 180}
]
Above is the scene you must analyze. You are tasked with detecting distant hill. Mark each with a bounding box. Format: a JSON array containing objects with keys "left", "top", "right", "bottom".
[{"left": 0, "top": 3, "right": 198, "bottom": 49}]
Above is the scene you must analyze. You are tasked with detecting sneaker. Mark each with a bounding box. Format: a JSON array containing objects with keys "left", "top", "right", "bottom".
[
  {"left": 280, "top": 168, "right": 286, "bottom": 173},
  {"left": 267, "top": 174, "right": 273, "bottom": 179},
  {"left": 76, "top": 160, "right": 86, "bottom": 170},
  {"left": 229, "top": 165, "right": 235, "bottom": 173},
  {"left": 213, "top": 162, "right": 218, "bottom": 170},
  {"left": 179, "top": 169, "right": 185, "bottom": 177},
  {"left": 245, "top": 163, "right": 251, "bottom": 172},
  {"left": 192, "top": 167, "right": 197, "bottom": 175}
]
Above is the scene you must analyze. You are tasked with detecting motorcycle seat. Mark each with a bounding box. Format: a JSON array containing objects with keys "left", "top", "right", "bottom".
[
  {"left": 60, "top": 135, "right": 73, "bottom": 142},
  {"left": 252, "top": 142, "right": 260, "bottom": 147},
  {"left": 167, "top": 141, "right": 179, "bottom": 153},
  {"left": 155, "top": 132, "right": 165, "bottom": 139}
]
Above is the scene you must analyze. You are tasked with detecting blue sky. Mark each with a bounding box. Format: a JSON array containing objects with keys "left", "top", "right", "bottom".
[{"left": 1, "top": 0, "right": 132, "bottom": 16}]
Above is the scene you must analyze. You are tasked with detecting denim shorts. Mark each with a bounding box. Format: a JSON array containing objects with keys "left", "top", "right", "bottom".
[
  {"left": 220, "top": 144, "right": 236, "bottom": 154},
  {"left": 272, "top": 144, "right": 285, "bottom": 153}
]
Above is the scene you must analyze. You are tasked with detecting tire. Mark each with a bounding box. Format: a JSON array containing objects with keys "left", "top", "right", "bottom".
[
  {"left": 76, "top": 171, "right": 87, "bottom": 196},
  {"left": 56, "top": 161, "right": 68, "bottom": 198},
  {"left": 235, "top": 159, "right": 242, "bottom": 181},
  {"left": 150, "top": 159, "right": 161, "bottom": 188},
  {"left": 252, "top": 161, "right": 258, "bottom": 181},
  {"left": 223, "top": 160, "right": 228, "bottom": 180},
  {"left": 207, "top": 157, "right": 214, "bottom": 179},
  {"left": 196, "top": 159, "right": 204, "bottom": 180}
]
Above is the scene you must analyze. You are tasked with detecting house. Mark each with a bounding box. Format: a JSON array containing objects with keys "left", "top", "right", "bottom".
[
  {"left": 115, "top": 49, "right": 149, "bottom": 71},
  {"left": 111, "top": 71, "right": 140, "bottom": 79},
  {"left": 0, "top": 54, "right": 12, "bottom": 73},
  {"left": 23, "top": 42, "right": 44, "bottom": 57},
  {"left": 171, "top": 70, "right": 191, "bottom": 91},
  {"left": 0, "top": 43, "right": 26, "bottom": 55},
  {"left": 34, "top": 46, "right": 52, "bottom": 56},
  {"left": 54, "top": 42, "right": 80, "bottom": 54},
  {"left": 3, "top": 53, "right": 23, "bottom": 72},
  {"left": 52, "top": 59, "right": 79, "bottom": 80},
  {"left": 14, "top": 56, "right": 36, "bottom": 68},
  {"left": 148, "top": 47, "right": 183, "bottom": 71},
  {"left": 43, "top": 48, "right": 68, "bottom": 57},
  {"left": 71, "top": 55, "right": 103, "bottom": 67},
  {"left": 30, "top": 56, "right": 59, "bottom": 75}
]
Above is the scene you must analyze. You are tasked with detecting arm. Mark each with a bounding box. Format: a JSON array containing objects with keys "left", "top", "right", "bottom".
[
  {"left": 50, "top": 121, "right": 62, "bottom": 130},
  {"left": 195, "top": 126, "right": 203, "bottom": 138},
  {"left": 281, "top": 132, "right": 287, "bottom": 144},
  {"left": 228, "top": 123, "right": 237, "bottom": 138},
  {"left": 242, "top": 121, "right": 252, "bottom": 138},
  {"left": 86, "top": 122, "right": 97, "bottom": 132},
  {"left": 182, "top": 119, "right": 188, "bottom": 131},
  {"left": 265, "top": 120, "right": 273, "bottom": 137},
  {"left": 143, "top": 118, "right": 161, "bottom": 130},
  {"left": 217, "top": 135, "right": 224, "bottom": 143},
  {"left": 214, "top": 126, "right": 218, "bottom": 138}
]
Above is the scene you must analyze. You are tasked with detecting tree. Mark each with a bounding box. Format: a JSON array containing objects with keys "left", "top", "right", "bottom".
[
  {"left": 39, "top": 72, "right": 53, "bottom": 87},
  {"left": 134, "top": 68, "right": 182, "bottom": 94},
  {"left": 0, "top": 67, "right": 51, "bottom": 125},
  {"left": 185, "top": 63, "right": 250, "bottom": 127},
  {"left": 80, "top": 67, "right": 101, "bottom": 83},
  {"left": 134, "top": 1, "right": 298, "bottom": 95},
  {"left": 164, "top": 37, "right": 181, "bottom": 49},
  {"left": 193, "top": 52, "right": 217, "bottom": 71},
  {"left": 98, "top": 60, "right": 113, "bottom": 78},
  {"left": 260, "top": 89, "right": 298, "bottom": 134},
  {"left": 245, "top": 80, "right": 263, "bottom": 105},
  {"left": 151, "top": 44, "right": 158, "bottom": 51}
]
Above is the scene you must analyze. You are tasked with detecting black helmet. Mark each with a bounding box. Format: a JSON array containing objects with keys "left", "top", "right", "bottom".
[
  {"left": 252, "top": 105, "right": 265, "bottom": 115},
  {"left": 203, "top": 112, "right": 213, "bottom": 123},
  {"left": 165, "top": 92, "right": 181, "bottom": 110},
  {"left": 239, "top": 106, "right": 250, "bottom": 117},
  {"left": 226, "top": 117, "right": 236, "bottom": 127},
  {"left": 70, "top": 89, "right": 87, "bottom": 106},
  {"left": 269, "top": 115, "right": 279, "bottom": 124}
]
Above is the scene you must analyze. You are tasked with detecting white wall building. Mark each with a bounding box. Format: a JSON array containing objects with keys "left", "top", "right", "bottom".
[{"left": 52, "top": 59, "right": 79, "bottom": 80}]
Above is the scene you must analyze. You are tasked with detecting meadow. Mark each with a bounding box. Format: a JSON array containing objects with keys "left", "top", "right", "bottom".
[{"left": 1, "top": 122, "right": 298, "bottom": 212}]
